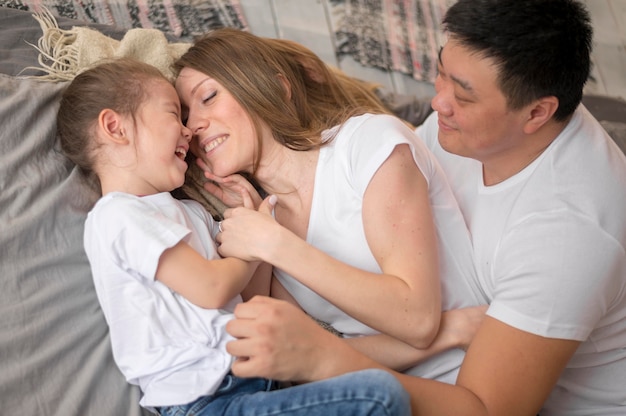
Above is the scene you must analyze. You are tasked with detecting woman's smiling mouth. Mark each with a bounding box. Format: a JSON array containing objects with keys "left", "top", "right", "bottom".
[{"left": 202, "top": 135, "right": 228, "bottom": 153}]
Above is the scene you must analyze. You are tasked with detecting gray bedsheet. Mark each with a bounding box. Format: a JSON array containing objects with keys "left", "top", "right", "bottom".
[
  {"left": 0, "top": 74, "right": 147, "bottom": 415},
  {"left": 0, "top": 5, "right": 249, "bottom": 413},
  {"left": 0, "top": 7, "right": 155, "bottom": 416}
]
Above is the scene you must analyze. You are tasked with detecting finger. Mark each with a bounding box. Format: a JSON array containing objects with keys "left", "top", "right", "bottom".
[
  {"left": 222, "top": 207, "right": 234, "bottom": 220},
  {"left": 227, "top": 173, "right": 247, "bottom": 185},
  {"left": 203, "top": 181, "right": 222, "bottom": 197},
  {"left": 196, "top": 157, "right": 211, "bottom": 174},
  {"left": 231, "top": 295, "right": 275, "bottom": 319},
  {"left": 207, "top": 171, "right": 235, "bottom": 184},
  {"left": 241, "top": 188, "right": 254, "bottom": 209},
  {"left": 230, "top": 353, "right": 274, "bottom": 380},
  {"left": 226, "top": 316, "right": 257, "bottom": 340},
  {"left": 258, "top": 194, "right": 277, "bottom": 216}
]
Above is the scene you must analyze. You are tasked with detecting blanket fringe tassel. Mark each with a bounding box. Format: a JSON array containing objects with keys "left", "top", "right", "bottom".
[{"left": 22, "top": 8, "right": 81, "bottom": 81}]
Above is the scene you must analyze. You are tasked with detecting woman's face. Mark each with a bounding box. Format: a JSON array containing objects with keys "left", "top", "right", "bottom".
[{"left": 175, "top": 67, "right": 258, "bottom": 177}]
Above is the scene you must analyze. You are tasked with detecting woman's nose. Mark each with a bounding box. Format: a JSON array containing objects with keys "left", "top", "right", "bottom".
[{"left": 186, "top": 112, "right": 209, "bottom": 136}]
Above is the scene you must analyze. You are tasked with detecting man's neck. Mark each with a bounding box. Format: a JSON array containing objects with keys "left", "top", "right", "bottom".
[{"left": 482, "top": 118, "right": 569, "bottom": 186}]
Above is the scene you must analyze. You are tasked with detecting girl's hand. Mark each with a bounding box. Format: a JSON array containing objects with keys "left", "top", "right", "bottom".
[
  {"left": 197, "top": 158, "right": 263, "bottom": 208},
  {"left": 216, "top": 195, "right": 281, "bottom": 262}
]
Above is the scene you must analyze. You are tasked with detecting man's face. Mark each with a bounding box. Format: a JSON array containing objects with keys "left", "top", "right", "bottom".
[{"left": 432, "top": 39, "right": 529, "bottom": 167}]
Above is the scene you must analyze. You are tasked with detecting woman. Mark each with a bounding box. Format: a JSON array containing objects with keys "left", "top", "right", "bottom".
[
  {"left": 174, "top": 28, "right": 485, "bottom": 381},
  {"left": 57, "top": 57, "right": 410, "bottom": 416}
]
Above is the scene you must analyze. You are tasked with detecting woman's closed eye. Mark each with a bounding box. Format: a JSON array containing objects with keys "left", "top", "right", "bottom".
[{"left": 203, "top": 91, "right": 217, "bottom": 104}]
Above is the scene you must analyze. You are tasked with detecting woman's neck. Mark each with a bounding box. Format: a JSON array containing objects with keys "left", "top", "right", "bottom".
[
  {"left": 256, "top": 145, "right": 318, "bottom": 193},
  {"left": 255, "top": 146, "right": 320, "bottom": 238}
]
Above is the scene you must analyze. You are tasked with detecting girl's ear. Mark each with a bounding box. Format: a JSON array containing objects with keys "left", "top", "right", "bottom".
[{"left": 98, "top": 108, "right": 129, "bottom": 144}]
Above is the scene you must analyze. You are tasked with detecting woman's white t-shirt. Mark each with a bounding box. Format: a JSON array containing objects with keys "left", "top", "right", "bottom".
[{"left": 275, "top": 113, "right": 483, "bottom": 382}]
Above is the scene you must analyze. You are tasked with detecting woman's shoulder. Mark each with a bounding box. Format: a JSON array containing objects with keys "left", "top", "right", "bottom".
[
  {"left": 332, "top": 113, "right": 413, "bottom": 144},
  {"left": 345, "top": 112, "right": 407, "bottom": 130}
]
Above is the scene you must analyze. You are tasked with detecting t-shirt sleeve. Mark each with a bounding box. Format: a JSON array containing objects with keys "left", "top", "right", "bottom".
[
  {"left": 348, "top": 114, "right": 429, "bottom": 195},
  {"left": 90, "top": 195, "right": 191, "bottom": 282},
  {"left": 180, "top": 198, "right": 220, "bottom": 240},
  {"left": 489, "top": 210, "right": 625, "bottom": 341}
]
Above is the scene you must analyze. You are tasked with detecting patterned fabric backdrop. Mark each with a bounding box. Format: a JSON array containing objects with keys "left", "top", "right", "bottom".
[
  {"left": 0, "top": 0, "right": 247, "bottom": 42},
  {"left": 330, "top": 0, "right": 455, "bottom": 84}
]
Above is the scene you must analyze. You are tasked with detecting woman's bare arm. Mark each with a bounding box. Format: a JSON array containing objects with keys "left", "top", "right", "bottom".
[
  {"left": 346, "top": 305, "right": 487, "bottom": 371},
  {"left": 218, "top": 144, "right": 442, "bottom": 348}
]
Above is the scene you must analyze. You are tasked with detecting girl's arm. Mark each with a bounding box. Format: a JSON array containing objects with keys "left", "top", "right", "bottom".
[
  {"left": 240, "top": 261, "right": 272, "bottom": 301},
  {"left": 158, "top": 174, "right": 267, "bottom": 308},
  {"left": 218, "top": 144, "right": 442, "bottom": 348},
  {"left": 156, "top": 242, "right": 259, "bottom": 309}
]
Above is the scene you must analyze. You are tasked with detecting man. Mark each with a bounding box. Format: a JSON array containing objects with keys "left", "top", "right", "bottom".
[{"left": 223, "top": 1, "right": 626, "bottom": 414}]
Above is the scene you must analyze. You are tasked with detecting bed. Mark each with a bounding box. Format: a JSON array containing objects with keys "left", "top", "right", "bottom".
[{"left": 1, "top": 3, "right": 625, "bottom": 416}]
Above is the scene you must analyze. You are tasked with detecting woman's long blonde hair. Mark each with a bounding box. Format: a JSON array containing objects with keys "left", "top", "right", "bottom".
[{"left": 174, "top": 28, "right": 390, "bottom": 158}]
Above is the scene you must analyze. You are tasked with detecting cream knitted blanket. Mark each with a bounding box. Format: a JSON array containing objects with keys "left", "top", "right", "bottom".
[{"left": 27, "top": 9, "right": 191, "bottom": 82}]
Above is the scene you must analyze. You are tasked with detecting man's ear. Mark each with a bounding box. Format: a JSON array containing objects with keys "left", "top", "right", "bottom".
[
  {"left": 98, "top": 108, "right": 129, "bottom": 144},
  {"left": 523, "top": 96, "right": 559, "bottom": 134}
]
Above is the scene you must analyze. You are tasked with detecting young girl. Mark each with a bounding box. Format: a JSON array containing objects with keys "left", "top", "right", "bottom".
[{"left": 56, "top": 58, "right": 410, "bottom": 416}]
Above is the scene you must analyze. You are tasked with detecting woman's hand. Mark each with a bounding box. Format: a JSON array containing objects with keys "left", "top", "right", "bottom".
[
  {"left": 197, "top": 158, "right": 263, "bottom": 208},
  {"left": 440, "top": 305, "right": 488, "bottom": 351}
]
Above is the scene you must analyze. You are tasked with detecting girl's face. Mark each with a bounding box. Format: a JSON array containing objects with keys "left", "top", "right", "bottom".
[
  {"left": 175, "top": 67, "right": 259, "bottom": 177},
  {"left": 130, "top": 79, "right": 192, "bottom": 194}
]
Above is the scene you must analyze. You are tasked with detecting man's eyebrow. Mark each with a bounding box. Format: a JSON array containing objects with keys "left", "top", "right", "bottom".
[
  {"left": 438, "top": 46, "right": 473, "bottom": 93},
  {"left": 451, "top": 74, "right": 473, "bottom": 93}
]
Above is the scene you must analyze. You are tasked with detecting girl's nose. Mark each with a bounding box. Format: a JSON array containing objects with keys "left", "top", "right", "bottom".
[{"left": 182, "top": 125, "right": 192, "bottom": 143}]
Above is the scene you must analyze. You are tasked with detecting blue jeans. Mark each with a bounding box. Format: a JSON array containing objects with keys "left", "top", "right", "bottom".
[{"left": 157, "top": 369, "right": 410, "bottom": 416}]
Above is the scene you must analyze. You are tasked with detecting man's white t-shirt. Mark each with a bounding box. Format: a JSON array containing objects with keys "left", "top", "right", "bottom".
[
  {"left": 84, "top": 192, "right": 237, "bottom": 408},
  {"left": 275, "top": 113, "right": 484, "bottom": 382},
  {"left": 417, "top": 105, "right": 626, "bottom": 415}
]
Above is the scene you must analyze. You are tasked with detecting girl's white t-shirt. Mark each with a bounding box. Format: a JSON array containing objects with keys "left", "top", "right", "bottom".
[{"left": 84, "top": 192, "right": 236, "bottom": 409}]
